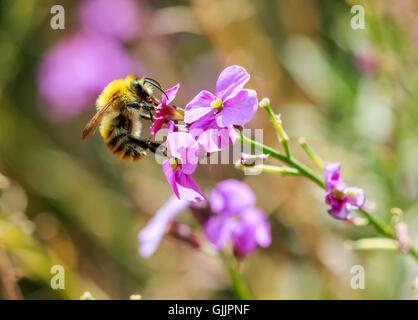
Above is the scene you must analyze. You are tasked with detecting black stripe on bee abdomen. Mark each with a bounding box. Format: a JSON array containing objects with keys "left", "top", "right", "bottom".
[{"left": 106, "top": 132, "right": 147, "bottom": 162}]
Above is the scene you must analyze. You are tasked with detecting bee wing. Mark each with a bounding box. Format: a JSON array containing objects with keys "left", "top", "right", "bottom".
[{"left": 81, "top": 94, "right": 118, "bottom": 140}]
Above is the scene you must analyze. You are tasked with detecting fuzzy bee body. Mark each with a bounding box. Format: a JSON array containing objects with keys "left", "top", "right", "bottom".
[
  {"left": 81, "top": 75, "right": 163, "bottom": 161},
  {"left": 101, "top": 114, "right": 146, "bottom": 162}
]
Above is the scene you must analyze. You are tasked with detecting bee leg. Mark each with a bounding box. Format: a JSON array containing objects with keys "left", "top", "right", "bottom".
[
  {"left": 128, "top": 136, "right": 166, "bottom": 156},
  {"left": 125, "top": 102, "right": 141, "bottom": 110},
  {"left": 125, "top": 102, "right": 154, "bottom": 122},
  {"left": 139, "top": 112, "right": 152, "bottom": 121},
  {"left": 140, "top": 102, "right": 155, "bottom": 122}
]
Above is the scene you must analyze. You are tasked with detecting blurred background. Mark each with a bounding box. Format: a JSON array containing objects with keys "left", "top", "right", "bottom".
[{"left": 0, "top": 0, "right": 417, "bottom": 299}]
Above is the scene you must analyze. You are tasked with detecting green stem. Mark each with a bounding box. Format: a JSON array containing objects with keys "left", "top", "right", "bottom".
[
  {"left": 220, "top": 252, "right": 252, "bottom": 300},
  {"left": 261, "top": 101, "right": 291, "bottom": 158},
  {"left": 251, "top": 164, "right": 301, "bottom": 175},
  {"left": 409, "top": 247, "right": 418, "bottom": 260},
  {"left": 346, "top": 238, "right": 399, "bottom": 251},
  {"left": 298, "top": 137, "right": 325, "bottom": 171},
  {"left": 239, "top": 134, "right": 325, "bottom": 188},
  {"left": 238, "top": 134, "right": 418, "bottom": 261},
  {"left": 358, "top": 208, "right": 392, "bottom": 237}
]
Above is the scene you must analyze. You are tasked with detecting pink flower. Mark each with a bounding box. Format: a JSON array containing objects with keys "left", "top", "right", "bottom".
[
  {"left": 162, "top": 132, "right": 206, "bottom": 202},
  {"left": 37, "top": 32, "right": 140, "bottom": 118},
  {"left": 138, "top": 195, "right": 190, "bottom": 258},
  {"left": 137, "top": 179, "right": 271, "bottom": 258},
  {"left": 324, "top": 163, "right": 366, "bottom": 220},
  {"left": 188, "top": 114, "right": 237, "bottom": 153},
  {"left": 204, "top": 180, "right": 271, "bottom": 255},
  {"left": 209, "top": 179, "right": 255, "bottom": 215},
  {"left": 78, "top": 0, "right": 142, "bottom": 43},
  {"left": 149, "top": 84, "right": 182, "bottom": 136},
  {"left": 185, "top": 65, "right": 258, "bottom": 152},
  {"left": 354, "top": 45, "right": 378, "bottom": 75}
]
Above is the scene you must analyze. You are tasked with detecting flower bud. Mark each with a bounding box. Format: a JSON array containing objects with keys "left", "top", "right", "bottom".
[
  {"left": 394, "top": 222, "right": 411, "bottom": 254},
  {"left": 259, "top": 97, "right": 270, "bottom": 109}
]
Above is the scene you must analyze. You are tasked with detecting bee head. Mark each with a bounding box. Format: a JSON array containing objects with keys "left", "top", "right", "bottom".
[
  {"left": 131, "top": 76, "right": 169, "bottom": 101},
  {"left": 132, "top": 78, "right": 149, "bottom": 98}
]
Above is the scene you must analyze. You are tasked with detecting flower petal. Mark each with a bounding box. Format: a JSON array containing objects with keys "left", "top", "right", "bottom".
[
  {"left": 323, "top": 162, "right": 344, "bottom": 192},
  {"left": 197, "top": 128, "right": 235, "bottom": 153},
  {"left": 189, "top": 114, "right": 235, "bottom": 153},
  {"left": 174, "top": 170, "right": 206, "bottom": 202},
  {"left": 184, "top": 90, "right": 216, "bottom": 123},
  {"left": 162, "top": 160, "right": 180, "bottom": 199},
  {"left": 162, "top": 83, "right": 180, "bottom": 105},
  {"left": 138, "top": 195, "right": 190, "bottom": 258},
  {"left": 328, "top": 203, "right": 352, "bottom": 221},
  {"left": 167, "top": 120, "right": 175, "bottom": 133},
  {"left": 149, "top": 117, "right": 165, "bottom": 136},
  {"left": 215, "top": 65, "right": 250, "bottom": 101},
  {"left": 216, "top": 89, "right": 258, "bottom": 127},
  {"left": 166, "top": 132, "right": 200, "bottom": 174},
  {"left": 240, "top": 208, "right": 271, "bottom": 248},
  {"left": 210, "top": 179, "right": 256, "bottom": 215},
  {"left": 345, "top": 187, "right": 366, "bottom": 209},
  {"left": 325, "top": 191, "right": 342, "bottom": 208},
  {"left": 231, "top": 223, "right": 258, "bottom": 255},
  {"left": 203, "top": 216, "right": 236, "bottom": 250}
]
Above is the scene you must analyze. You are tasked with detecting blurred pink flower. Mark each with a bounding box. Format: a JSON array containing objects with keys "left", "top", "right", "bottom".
[
  {"left": 38, "top": 32, "right": 141, "bottom": 118},
  {"left": 394, "top": 223, "right": 411, "bottom": 254},
  {"left": 138, "top": 195, "right": 190, "bottom": 258},
  {"left": 138, "top": 179, "right": 271, "bottom": 258},
  {"left": 204, "top": 179, "right": 271, "bottom": 255},
  {"left": 354, "top": 45, "right": 378, "bottom": 75},
  {"left": 209, "top": 179, "right": 255, "bottom": 215},
  {"left": 78, "top": 0, "right": 142, "bottom": 43}
]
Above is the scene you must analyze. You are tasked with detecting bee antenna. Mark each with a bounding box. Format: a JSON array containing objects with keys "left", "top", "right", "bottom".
[
  {"left": 144, "top": 79, "right": 168, "bottom": 100},
  {"left": 144, "top": 77, "right": 163, "bottom": 89}
]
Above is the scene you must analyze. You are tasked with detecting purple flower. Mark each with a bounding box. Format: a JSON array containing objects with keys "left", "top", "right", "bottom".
[
  {"left": 209, "top": 179, "right": 255, "bottom": 215},
  {"left": 79, "top": 0, "right": 142, "bottom": 43},
  {"left": 204, "top": 179, "right": 271, "bottom": 255},
  {"left": 137, "top": 180, "right": 270, "bottom": 258},
  {"left": 149, "top": 84, "right": 182, "bottom": 136},
  {"left": 38, "top": 32, "right": 140, "bottom": 118},
  {"left": 324, "top": 162, "right": 366, "bottom": 220},
  {"left": 162, "top": 132, "right": 206, "bottom": 202},
  {"left": 184, "top": 65, "right": 258, "bottom": 152},
  {"left": 138, "top": 196, "right": 190, "bottom": 258}
]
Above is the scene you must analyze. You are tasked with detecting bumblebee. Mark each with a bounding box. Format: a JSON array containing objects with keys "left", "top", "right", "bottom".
[{"left": 81, "top": 75, "right": 175, "bottom": 161}]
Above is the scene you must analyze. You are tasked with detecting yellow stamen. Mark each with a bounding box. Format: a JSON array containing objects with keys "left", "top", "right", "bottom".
[
  {"left": 211, "top": 98, "right": 222, "bottom": 109},
  {"left": 332, "top": 189, "right": 344, "bottom": 201},
  {"left": 169, "top": 158, "right": 178, "bottom": 169},
  {"left": 346, "top": 190, "right": 356, "bottom": 197}
]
